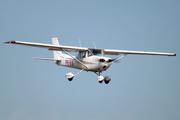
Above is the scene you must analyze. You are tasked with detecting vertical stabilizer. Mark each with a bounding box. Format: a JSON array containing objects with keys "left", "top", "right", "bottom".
[{"left": 52, "top": 37, "right": 62, "bottom": 59}]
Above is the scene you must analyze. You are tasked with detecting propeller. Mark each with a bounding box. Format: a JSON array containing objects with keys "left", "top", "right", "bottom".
[{"left": 111, "top": 58, "right": 121, "bottom": 63}]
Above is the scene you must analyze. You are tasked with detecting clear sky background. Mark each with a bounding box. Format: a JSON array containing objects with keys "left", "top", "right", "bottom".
[{"left": 0, "top": 0, "right": 179, "bottom": 120}]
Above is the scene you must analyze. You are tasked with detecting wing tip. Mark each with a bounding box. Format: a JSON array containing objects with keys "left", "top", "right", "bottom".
[
  {"left": 4, "top": 41, "right": 16, "bottom": 44},
  {"left": 168, "top": 53, "right": 176, "bottom": 56}
]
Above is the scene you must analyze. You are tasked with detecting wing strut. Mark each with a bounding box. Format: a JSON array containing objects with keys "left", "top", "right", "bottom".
[
  {"left": 74, "top": 69, "right": 84, "bottom": 76},
  {"left": 62, "top": 49, "right": 88, "bottom": 69},
  {"left": 110, "top": 54, "right": 127, "bottom": 64}
]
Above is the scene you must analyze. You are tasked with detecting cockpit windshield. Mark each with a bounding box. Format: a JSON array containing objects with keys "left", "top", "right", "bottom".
[
  {"left": 78, "top": 49, "right": 104, "bottom": 58},
  {"left": 89, "top": 48, "right": 104, "bottom": 56}
]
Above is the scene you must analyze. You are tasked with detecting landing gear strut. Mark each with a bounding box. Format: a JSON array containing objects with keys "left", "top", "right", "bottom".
[{"left": 65, "top": 69, "right": 84, "bottom": 81}]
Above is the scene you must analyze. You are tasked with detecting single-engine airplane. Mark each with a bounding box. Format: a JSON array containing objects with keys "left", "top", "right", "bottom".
[{"left": 4, "top": 37, "right": 176, "bottom": 84}]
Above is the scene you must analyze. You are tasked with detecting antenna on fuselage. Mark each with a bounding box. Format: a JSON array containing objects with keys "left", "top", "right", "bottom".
[
  {"left": 78, "top": 39, "right": 81, "bottom": 47},
  {"left": 93, "top": 42, "right": 96, "bottom": 48}
]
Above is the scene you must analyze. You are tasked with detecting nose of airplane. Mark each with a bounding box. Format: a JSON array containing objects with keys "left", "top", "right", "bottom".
[{"left": 103, "top": 62, "right": 107, "bottom": 68}]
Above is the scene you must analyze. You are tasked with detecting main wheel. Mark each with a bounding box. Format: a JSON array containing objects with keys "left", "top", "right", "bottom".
[{"left": 68, "top": 77, "right": 73, "bottom": 81}]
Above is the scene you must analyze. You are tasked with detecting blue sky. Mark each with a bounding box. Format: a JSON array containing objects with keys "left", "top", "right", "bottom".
[{"left": 0, "top": 0, "right": 179, "bottom": 120}]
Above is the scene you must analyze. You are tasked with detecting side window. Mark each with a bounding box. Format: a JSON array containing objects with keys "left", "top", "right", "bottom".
[
  {"left": 88, "top": 51, "right": 93, "bottom": 56},
  {"left": 80, "top": 52, "right": 86, "bottom": 58}
]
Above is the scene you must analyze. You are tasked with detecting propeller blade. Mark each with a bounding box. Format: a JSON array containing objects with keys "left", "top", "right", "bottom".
[{"left": 112, "top": 58, "right": 120, "bottom": 63}]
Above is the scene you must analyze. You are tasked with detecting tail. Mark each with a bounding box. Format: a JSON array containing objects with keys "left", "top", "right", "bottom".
[{"left": 52, "top": 37, "right": 62, "bottom": 59}]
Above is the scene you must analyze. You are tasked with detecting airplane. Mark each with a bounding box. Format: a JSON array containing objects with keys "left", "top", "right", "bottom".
[{"left": 4, "top": 37, "right": 176, "bottom": 84}]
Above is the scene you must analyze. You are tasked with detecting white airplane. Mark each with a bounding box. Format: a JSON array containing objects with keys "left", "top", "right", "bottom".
[{"left": 4, "top": 37, "right": 176, "bottom": 84}]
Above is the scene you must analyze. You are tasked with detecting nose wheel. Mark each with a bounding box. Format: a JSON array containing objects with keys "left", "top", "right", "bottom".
[{"left": 94, "top": 71, "right": 111, "bottom": 84}]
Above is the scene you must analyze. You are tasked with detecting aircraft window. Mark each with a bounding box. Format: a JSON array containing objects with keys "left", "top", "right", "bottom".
[
  {"left": 88, "top": 51, "right": 93, "bottom": 56},
  {"left": 80, "top": 52, "right": 86, "bottom": 58},
  {"left": 92, "top": 50, "right": 101, "bottom": 56},
  {"left": 88, "top": 48, "right": 103, "bottom": 56}
]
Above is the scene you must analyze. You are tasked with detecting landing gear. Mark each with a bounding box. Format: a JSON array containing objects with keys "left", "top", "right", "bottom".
[
  {"left": 66, "top": 75, "right": 75, "bottom": 81},
  {"left": 65, "top": 70, "right": 111, "bottom": 84},
  {"left": 97, "top": 75, "right": 104, "bottom": 83},
  {"left": 65, "top": 69, "right": 84, "bottom": 81},
  {"left": 65, "top": 72, "right": 74, "bottom": 81},
  {"left": 94, "top": 71, "right": 111, "bottom": 84},
  {"left": 68, "top": 77, "right": 73, "bottom": 81},
  {"left": 99, "top": 81, "right": 103, "bottom": 83},
  {"left": 104, "top": 76, "right": 111, "bottom": 84}
]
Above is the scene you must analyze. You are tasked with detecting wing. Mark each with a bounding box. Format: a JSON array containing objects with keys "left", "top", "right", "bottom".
[
  {"left": 4, "top": 41, "right": 88, "bottom": 52},
  {"left": 4, "top": 41, "right": 176, "bottom": 56},
  {"left": 104, "top": 49, "right": 176, "bottom": 56}
]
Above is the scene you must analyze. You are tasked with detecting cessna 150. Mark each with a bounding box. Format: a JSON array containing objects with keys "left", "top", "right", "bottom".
[{"left": 4, "top": 37, "right": 176, "bottom": 84}]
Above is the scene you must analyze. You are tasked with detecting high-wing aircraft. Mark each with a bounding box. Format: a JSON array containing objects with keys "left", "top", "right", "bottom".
[{"left": 4, "top": 37, "right": 176, "bottom": 84}]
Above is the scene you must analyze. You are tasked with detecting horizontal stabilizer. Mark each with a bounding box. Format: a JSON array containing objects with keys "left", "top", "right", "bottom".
[{"left": 34, "top": 58, "right": 61, "bottom": 61}]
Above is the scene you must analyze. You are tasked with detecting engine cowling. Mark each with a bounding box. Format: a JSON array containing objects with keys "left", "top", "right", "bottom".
[
  {"left": 104, "top": 76, "right": 111, "bottom": 84},
  {"left": 65, "top": 72, "right": 74, "bottom": 81}
]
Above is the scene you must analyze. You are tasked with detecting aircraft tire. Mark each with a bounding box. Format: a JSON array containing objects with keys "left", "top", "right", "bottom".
[
  {"left": 68, "top": 77, "right": 73, "bottom": 81},
  {"left": 98, "top": 81, "right": 103, "bottom": 83}
]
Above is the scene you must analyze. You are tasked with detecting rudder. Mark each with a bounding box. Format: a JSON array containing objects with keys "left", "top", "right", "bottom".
[{"left": 52, "top": 37, "right": 62, "bottom": 59}]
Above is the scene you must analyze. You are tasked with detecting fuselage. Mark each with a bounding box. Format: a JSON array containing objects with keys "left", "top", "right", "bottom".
[{"left": 55, "top": 54, "right": 112, "bottom": 71}]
